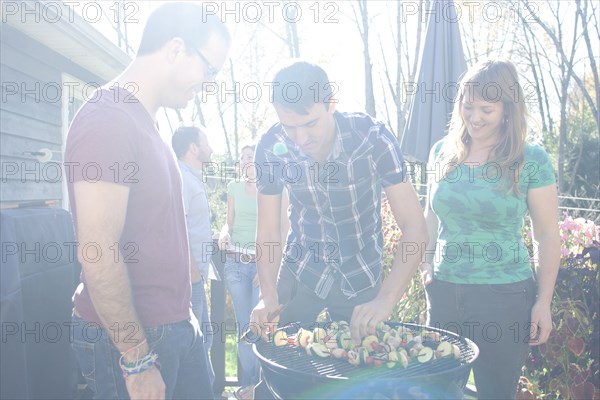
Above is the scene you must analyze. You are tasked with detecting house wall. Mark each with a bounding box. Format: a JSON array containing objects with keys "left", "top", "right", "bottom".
[{"left": 1, "top": 25, "right": 102, "bottom": 205}]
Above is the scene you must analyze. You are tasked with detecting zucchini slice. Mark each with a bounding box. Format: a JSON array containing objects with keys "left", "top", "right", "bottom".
[
  {"left": 417, "top": 346, "right": 434, "bottom": 363},
  {"left": 273, "top": 330, "right": 288, "bottom": 347}
]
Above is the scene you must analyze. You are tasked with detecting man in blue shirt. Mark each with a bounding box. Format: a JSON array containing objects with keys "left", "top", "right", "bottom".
[
  {"left": 172, "top": 125, "right": 218, "bottom": 389},
  {"left": 251, "top": 61, "right": 428, "bottom": 343}
]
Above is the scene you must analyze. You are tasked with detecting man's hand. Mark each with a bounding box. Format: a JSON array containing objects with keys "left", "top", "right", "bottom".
[
  {"left": 529, "top": 301, "right": 553, "bottom": 345},
  {"left": 349, "top": 296, "right": 396, "bottom": 344},
  {"left": 124, "top": 366, "right": 166, "bottom": 400},
  {"left": 249, "top": 299, "right": 282, "bottom": 341}
]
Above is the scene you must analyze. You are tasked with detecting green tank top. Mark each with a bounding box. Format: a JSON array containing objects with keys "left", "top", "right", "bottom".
[{"left": 227, "top": 180, "right": 257, "bottom": 248}]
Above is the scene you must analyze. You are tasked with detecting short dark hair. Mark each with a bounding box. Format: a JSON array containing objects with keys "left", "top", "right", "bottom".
[
  {"left": 270, "top": 61, "right": 333, "bottom": 115},
  {"left": 172, "top": 126, "right": 202, "bottom": 159},
  {"left": 137, "top": 2, "right": 230, "bottom": 56}
]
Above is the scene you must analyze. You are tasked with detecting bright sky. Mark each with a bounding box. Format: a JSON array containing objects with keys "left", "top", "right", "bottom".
[
  {"left": 71, "top": 1, "right": 415, "bottom": 156},
  {"left": 71, "top": 1, "right": 597, "bottom": 158}
]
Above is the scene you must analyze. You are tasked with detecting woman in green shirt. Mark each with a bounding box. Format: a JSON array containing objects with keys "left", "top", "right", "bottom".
[
  {"left": 219, "top": 145, "right": 260, "bottom": 399},
  {"left": 421, "top": 60, "right": 560, "bottom": 399},
  {"left": 218, "top": 145, "right": 288, "bottom": 400}
]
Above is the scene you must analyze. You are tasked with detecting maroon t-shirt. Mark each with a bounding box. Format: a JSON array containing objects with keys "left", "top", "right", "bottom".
[{"left": 65, "top": 86, "right": 191, "bottom": 327}]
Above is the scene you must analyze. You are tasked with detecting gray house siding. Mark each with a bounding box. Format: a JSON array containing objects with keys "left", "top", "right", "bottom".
[{"left": 1, "top": 24, "right": 103, "bottom": 205}]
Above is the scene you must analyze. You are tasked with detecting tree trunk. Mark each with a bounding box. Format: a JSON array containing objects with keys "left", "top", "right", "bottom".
[
  {"left": 356, "top": 0, "right": 376, "bottom": 117},
  {"left": 284, "top": 0, "right": 300, "bottom": 58},
  {"left": 558, "top": 80, "right": 569, "bottom": 193}
]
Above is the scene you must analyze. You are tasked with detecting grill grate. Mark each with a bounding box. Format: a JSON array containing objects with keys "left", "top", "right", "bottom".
[{"left": 254, "top": 322, "right": 478, "bottom": 381}]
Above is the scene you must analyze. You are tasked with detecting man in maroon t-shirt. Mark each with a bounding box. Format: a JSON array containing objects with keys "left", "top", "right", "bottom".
[{"left": 65, "top": 3, "right": 230, "bottom": 399}]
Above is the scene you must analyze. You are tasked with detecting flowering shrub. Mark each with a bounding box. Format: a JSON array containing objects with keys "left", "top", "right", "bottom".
[
  {"left": 519, "top": 215, "right": 599, "bottom": 400},
  {"left": 560, "top": 216, "right": 598, "bottom": 256}
]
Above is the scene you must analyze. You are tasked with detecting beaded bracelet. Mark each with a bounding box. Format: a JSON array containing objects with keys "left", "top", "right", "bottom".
[{"left": 119, "top": 351, "right": 159, "bottom": 377}]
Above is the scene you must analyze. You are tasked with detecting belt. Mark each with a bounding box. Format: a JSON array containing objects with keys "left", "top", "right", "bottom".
[{"left": 226, "top": 251, "right": 256, "bottom": 264}]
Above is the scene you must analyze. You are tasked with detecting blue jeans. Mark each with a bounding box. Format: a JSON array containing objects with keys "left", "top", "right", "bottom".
[
  {"left": 71, "top": 314, "right": 214, "bottom": 400},
  {"left": 426, "top": 278, "right": 537, "bottom": 400},
  {"left": 191, "top": 280, "right": 215, "bottom": 387},
  {"left": 224, "top": 259, "right": 260, "bottom": 387}
]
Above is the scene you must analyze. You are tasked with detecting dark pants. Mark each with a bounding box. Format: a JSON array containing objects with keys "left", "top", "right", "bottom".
[
  {"left": 71, "top": 314, "right": 214, "bottom": 400},
  {"left": 277, "top": 266, "right": 380, "bottom": 327},
  {"left": 426, "top": 278, "right": 537, "bottom": 400}
]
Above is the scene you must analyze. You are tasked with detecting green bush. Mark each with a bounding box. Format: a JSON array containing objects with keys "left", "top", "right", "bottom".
[{"left": 381, "top": 197, "right": 427, "bottom": 325}]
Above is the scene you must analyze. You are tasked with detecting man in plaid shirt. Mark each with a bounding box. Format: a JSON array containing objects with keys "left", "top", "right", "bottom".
[{"left": 251, "top": 61, "right": 428, "bottom": 344}]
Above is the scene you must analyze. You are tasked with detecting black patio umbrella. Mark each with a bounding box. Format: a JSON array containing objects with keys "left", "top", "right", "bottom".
[{"left": 400, "top": 0, "right": 467, "bottom": 163}]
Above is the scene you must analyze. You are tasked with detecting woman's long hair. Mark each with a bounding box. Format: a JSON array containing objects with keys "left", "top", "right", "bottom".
[{"left": 437, "top": 59, "right": 528, "bottom": 194}]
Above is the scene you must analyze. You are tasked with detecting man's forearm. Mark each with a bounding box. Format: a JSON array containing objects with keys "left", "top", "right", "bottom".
[
  {"left": 256, "top": 234, "right": 283, "bottom": 305},
  {"left": 81, "top": 250, "right": 148, "bottom": 361},
  {"left": 256, "top": 193, "right": 286, "bottom": 306}
]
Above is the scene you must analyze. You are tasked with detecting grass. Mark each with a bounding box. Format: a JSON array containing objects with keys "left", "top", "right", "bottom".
[
  {"left": 225, "top": 332, "right": 238, "bottom": 379},
  {"left": 223, "top": 333, "right": 241, "bottom": 400},
  {"left": 464, "top": 370, "right": 477, "bottom": 399}
]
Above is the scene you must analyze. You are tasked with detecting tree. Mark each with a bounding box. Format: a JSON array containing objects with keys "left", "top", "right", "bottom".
[
  {"left": 564, "top": 75, "right": 599, "bottom": 205},
  {"left": 514, "top": 0, "right": 599, "bottom": 193},
  {"left": 210, "top": 16, "right": 293, "bottom": 162},
  {"left": 352, "top": 0, "right": 376, "bottom": 117},
  {"left": 283, "top": 0, "right": 301, "bottom": 57},
  {"left": 457, "top": 0, "right": 599, "bottom": 198},
  {"left": 376, "top": 1, "right": 425, "bottom": 138}
]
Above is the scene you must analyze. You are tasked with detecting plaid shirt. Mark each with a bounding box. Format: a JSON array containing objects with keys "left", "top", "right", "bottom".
[{"left": 255, "top": 111, "right": 406, "bottom": 299}]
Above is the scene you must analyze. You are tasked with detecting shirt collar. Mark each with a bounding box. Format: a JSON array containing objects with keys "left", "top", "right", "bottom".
[{"left": 327, "top": 115, "right": 343, "bottom": 161}]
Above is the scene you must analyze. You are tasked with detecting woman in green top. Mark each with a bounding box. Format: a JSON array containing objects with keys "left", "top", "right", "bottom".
[
  {"left": 421, "top": 60, "right": 560, "bottom": 399},
  {"left": 219, "top": 144, "right": 260, "bottom": 399},
  {"left": 218, "top": 145, "right": 288, "bottom": 400}
]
